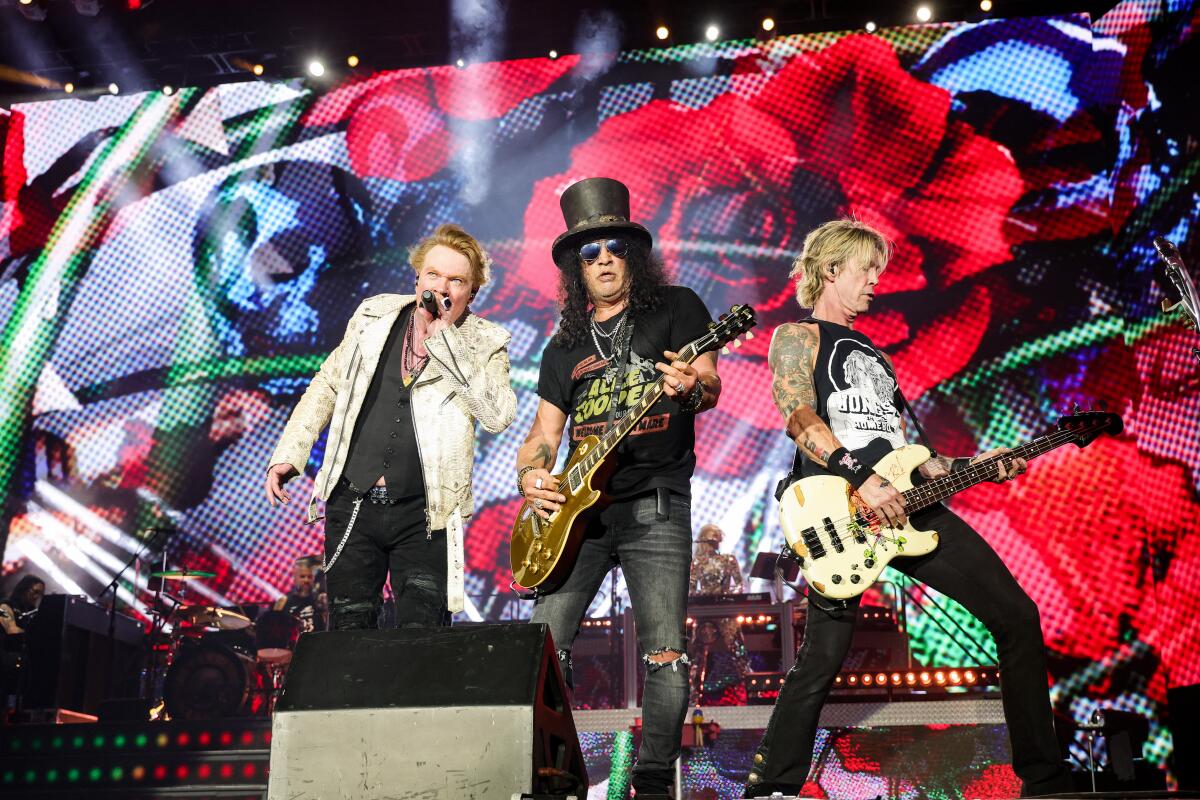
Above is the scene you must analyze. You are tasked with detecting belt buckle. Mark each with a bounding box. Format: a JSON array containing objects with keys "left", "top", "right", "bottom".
[{"left": 366, "top": 485, "right": 390, "bottom": 504}]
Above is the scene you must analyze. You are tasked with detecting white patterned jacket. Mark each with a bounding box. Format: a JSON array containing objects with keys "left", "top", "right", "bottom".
[{"left": 268, "top": 294, "right": 516, "bottom": 608}]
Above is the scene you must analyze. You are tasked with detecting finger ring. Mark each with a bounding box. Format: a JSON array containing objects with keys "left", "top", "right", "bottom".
[
  {"left": 534, "top": 499, "right": 544, "bottom": 510},
  {"left": 534, "top": 477, "right": 544, "bottom": 489},
  {"left": 675, "top": 381, "right": 685, "bottom": 393}
]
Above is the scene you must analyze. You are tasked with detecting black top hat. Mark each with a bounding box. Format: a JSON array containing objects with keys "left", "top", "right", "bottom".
[{"left": 552, "top": 177, "right": 653, "bottom": 267}]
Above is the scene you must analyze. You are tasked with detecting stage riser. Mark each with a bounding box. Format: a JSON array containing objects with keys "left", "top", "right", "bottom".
[{"left": 268, "top": 707, "right": 536, "bottom": 800}]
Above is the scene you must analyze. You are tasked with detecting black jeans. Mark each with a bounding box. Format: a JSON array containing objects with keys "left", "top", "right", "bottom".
[
  {"left": 323, "top": 484, "right": 448, "bottom": 629},
  {"left": 531, "top": 489, "right": 692, "bottom": 795},
  {"left": 748, "top": 504, "right": 1073, "bottom": 799}
]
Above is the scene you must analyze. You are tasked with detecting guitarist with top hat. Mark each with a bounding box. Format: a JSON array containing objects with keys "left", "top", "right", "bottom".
[
  {"left": 515, "top": 177, "right": 722, "bottom": 799},
  {"left": 745, "top": 218, "right": 1073, "bottom": 798}
]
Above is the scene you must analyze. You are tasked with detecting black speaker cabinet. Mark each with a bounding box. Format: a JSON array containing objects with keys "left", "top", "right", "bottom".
[{"left": 268, "top": 623, "right": 588, "bottom": 799}]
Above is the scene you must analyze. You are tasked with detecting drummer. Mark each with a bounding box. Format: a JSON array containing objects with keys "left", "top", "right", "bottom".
[{"left": 273, "top": 556, "right": 327, "bottom": 633}]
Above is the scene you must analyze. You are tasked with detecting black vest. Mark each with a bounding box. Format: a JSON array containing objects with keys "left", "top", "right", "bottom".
[{"left": 342, "top": 305, "right": 425, "bottom": 500}]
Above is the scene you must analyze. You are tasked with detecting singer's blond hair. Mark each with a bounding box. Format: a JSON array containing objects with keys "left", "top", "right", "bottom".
[
  {"left": 409, "top": 223, "right": 493, "bottom": 289},
  {"left": 790, "top": 219, "right": 893, "bottom": 309}
]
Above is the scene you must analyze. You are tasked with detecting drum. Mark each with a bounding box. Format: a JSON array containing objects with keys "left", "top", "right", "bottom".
[
  {"left": 163, "top": 641, "right": 268, "bottom": 720},
  {"left": 255, "top": 610, "right": 302, "bottom": 663}
]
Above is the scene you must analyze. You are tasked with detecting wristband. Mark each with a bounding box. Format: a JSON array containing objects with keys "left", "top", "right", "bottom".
[
  {"left": 678, "top": 381, "right": 705, "bottom": 413},
  {"left": 828, "top": 447, "right": 872, "bottom": 489},
  {"left": 517, "top": 465, "right": 535, "bottom": 497}
]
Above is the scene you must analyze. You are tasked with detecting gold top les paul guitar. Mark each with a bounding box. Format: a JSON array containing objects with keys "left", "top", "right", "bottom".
[
  {"left": 780, "top": 410, "right": 1123, "bottom": 600},
  {"left": 510, "top": 304, "right": 758, "bottom": 590}
]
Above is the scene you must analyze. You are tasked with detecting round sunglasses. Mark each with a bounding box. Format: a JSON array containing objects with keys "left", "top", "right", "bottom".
[{"left": 579, "top": 238, "right": 629, "bottom": 264}]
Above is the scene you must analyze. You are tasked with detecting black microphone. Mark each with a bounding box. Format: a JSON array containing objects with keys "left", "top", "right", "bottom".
[{"left": 420, "top": 290, "right": 452, "bottom": 316}]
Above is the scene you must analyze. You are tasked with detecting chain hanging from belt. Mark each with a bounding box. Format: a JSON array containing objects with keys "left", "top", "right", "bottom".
[{"left": 322, "top": 496, "right": 363, "bottom": 572}]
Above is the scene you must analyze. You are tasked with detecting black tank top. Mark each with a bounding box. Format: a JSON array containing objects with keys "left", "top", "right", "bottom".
[{"left": 797, "top": 318, "right": 906, "bottom": 479}]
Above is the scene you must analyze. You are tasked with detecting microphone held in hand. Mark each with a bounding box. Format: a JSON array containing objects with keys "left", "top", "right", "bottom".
[{"left": 420, "top": 290, "right": 453, "bottom": 317}]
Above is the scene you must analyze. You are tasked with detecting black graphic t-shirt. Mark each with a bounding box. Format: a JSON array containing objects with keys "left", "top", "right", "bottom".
[
  {"left": 282, "top": 592, "right": 325, "bottom": 633},
  {"left": 539, "top": 286, "right": 713, "bottom": 499},
  {"left": 799, "top": 318, "right": 906, "bottom": 479}
]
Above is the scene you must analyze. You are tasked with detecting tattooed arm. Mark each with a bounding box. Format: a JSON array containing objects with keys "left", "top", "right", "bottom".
[
  {"left": 771, "top": 322, "right": 908, "bottom": 526},
  {"left": 769, "top": 323, "right": 840, "bottom": 467},
  {"left": 516, "top": 400, "right": 569, "bottom": 520}
]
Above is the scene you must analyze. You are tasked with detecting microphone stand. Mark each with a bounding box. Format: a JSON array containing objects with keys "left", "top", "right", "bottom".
[{"left": 98, "top": 528, "right": 170, "bottom": 706}]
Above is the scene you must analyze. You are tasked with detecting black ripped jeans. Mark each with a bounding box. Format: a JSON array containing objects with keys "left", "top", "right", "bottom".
[
  {"left": 323, "top": 484, "right": 448, "bottom": 629},
  {"left": 748, "top": 504, "right": 1072, "bottom": 799}
]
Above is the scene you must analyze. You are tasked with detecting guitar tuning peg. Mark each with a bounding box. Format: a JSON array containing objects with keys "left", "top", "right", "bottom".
[
  {"left": 721, "top": 346, "right": 730, "bottom": 355},
  {"left": 733, "top": 339, "right": 743, "bottom": 348},
  {"left": 745, "top": 330, "right": 755, "bottom": 340},
  {"left": 1072, "top": 403, "right": 1081, "bottom": 414}
]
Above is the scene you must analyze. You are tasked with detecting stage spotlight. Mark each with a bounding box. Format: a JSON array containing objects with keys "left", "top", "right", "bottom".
[
  {"left": 548, "top": 49, "right": 558, "bottom": 59},
  {"left": 455, "top": 58, "right": 465, "bottom": 69},
  {"left": 704, "top": 24, "right": 719, "bottom": 42},
  {"left": 980, "top": 0, "right": 992, "bottom": 9},
  {"left": 64, "top": 82, "right": 75, "bottom": 94},
  {"left": 347, "top": 54, "right": 360, "bottom": 68},
  {"left": 761, "top": 17, "right": 775, "bottom": 32},
  {"left": 656, "top": 25, "right": 670, "bottom": 40},
  {"left": 865, "top": 21, "right": 877, "bottom": 32},
  {"left": 162, "top": 85, "right": 174, "bottom": 96},
  {"left": 108, "top": 83, "right": 119, "bottom": 95},
  {"left": 252, "top": 63, "right": 265, "bottom": 76},
  {"left": 916, "top": 5, "right": 933, "bottom": 21},
  {"left": 307, "top": 60, "right": 325, "bottom": 77},
  {"left": 17, "top": 0, "right": 48, "bottom": 21}
]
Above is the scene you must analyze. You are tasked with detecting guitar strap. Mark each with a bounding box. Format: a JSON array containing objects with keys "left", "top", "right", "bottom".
[{"left": 775, "top": 349, "right": 935, "bottom": 501}]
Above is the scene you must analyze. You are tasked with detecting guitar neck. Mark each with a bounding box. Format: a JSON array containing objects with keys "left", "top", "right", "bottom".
[{"left": 900, "top": 429, "right": 1076, "bottom": 513}]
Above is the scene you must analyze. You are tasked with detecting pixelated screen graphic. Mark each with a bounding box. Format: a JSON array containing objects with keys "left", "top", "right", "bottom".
[
  {"left": 2, "top": 0, "right": 1198, "bottom": 780},
  {"left": 581, "top": 726, "right": 1018, "bottom": 799}
]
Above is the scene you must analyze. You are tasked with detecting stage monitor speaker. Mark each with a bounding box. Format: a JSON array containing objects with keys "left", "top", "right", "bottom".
[{"left": 267, "top": 623, "right": 588, "bottom": 800}]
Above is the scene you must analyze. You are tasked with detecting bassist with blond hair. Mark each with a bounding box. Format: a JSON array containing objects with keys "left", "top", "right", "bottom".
[{"left": 746, "top": 218, "right": 1073, "bottom": 798}]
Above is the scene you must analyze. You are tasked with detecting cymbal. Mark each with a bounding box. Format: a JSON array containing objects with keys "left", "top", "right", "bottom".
[
  {"left": 151, "top": 568, "right": 216, "bottom": 581},
  {"left": 171, "top": 605, "right": 252, "bottom": 631}
]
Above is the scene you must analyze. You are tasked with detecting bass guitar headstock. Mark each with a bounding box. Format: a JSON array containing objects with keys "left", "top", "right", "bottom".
[{"left": 1057, "top": 408, "right": 1124, "bottom": 448}]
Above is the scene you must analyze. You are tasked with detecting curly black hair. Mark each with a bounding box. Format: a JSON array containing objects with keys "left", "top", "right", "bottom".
[{"left": 552, "top": 238, "right": 668, "bottom": 349}]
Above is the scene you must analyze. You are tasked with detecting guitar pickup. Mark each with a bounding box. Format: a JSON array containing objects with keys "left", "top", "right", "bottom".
[
  {"left": 823, "top": 518, "right": 844, "bottom": 553},
  {"left": 801, "top": 527, "right": 826, "bottom": 560}
]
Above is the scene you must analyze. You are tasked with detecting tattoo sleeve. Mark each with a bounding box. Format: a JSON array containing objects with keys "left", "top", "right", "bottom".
[
  {"left": 770, "top": 323, "right": 818, "bottom": 421},
  {"left": 770, "top": 323, "right": 843, "bottom": 469}
]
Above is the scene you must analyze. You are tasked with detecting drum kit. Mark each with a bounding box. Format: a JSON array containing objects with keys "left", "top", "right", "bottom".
[{"left": 150, "top": 568, "right": 306, "bottom": 721}]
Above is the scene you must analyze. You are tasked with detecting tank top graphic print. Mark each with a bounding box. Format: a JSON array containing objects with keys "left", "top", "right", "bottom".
[{"left": 799, "top": 319, "right": 905, "bottom": 478}]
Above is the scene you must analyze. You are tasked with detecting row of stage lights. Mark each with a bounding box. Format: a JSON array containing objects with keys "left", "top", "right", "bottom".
[
  {"left": 43, "top": 1, "right": 1001, "bottom": 99},
  {"left": 746, "top": 667, "right": 998, "bottom": 694},
  {"left": 684, "top": 608, "right": 892, "bottom": 627},
  {"left": 653, "top": 1, "right": 998, "bottom": 43},
  {"left": 5, "top": 727, "right": 271, "bottom": 752},
  {"left": 835, "top": 667, "right": 999, "bottom": 688},
  {"left": 2, "top": 761, "right": 266, "bottom": 789}
]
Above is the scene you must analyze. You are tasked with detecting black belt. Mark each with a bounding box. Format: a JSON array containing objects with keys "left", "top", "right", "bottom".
[{"left": 338, "top": 477, "right": 419, "bottom": 506}]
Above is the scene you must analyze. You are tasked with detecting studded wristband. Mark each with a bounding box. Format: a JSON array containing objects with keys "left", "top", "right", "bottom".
[
  {"left": 517, "top": 465, "right": 535, "bottom": 497},
  {"left": 828, "top": 447, "right": 872, "bottom": 489},
  {"left": 678, "top": 381, "right": 705, "bottom": 413}
]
